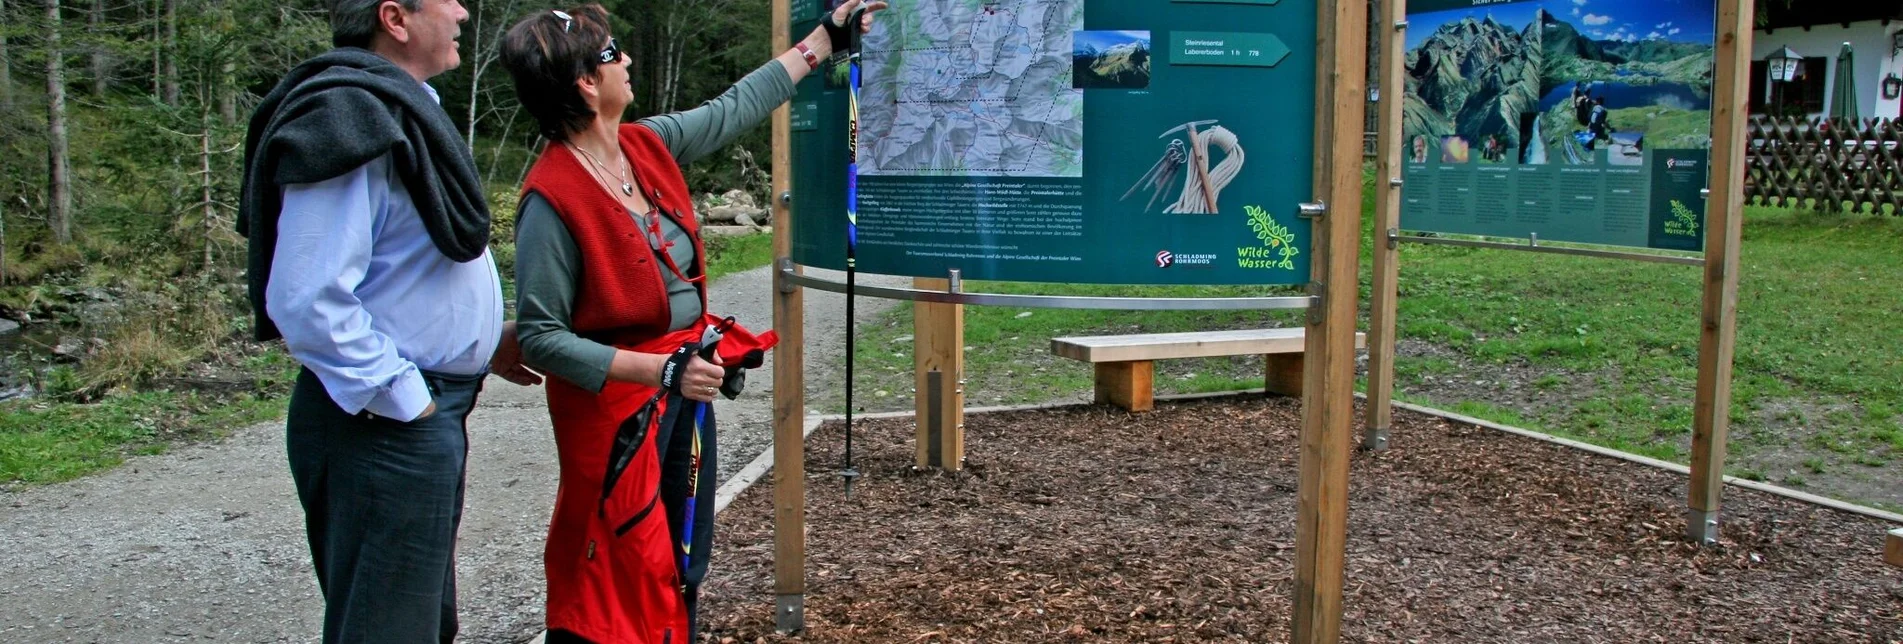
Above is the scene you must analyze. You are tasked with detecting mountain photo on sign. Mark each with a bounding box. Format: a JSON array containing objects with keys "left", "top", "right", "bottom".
[
  {"left": 1535, "top": 0, "right": 1714, "bottom": 166},
  {"left": 1073, "top": 30, "right": 1151, "bottom": 89},
  {"left": 1402, "top": 0, "right": 1714, "bottom": 168}
]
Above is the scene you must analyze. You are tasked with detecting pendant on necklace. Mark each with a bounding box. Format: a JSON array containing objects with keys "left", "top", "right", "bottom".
[{"left": 621, "top": 182, "right": 634, "bottom": 196}]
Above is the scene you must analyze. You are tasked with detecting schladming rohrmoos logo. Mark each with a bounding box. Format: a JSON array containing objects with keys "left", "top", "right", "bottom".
[{"left": 1156, "top": 250, "right": 1174, "bottom": 268}]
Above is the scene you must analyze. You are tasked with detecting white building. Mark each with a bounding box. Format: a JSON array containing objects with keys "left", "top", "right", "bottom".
[{"left": 1751, "top": 4, "right": 1903, "bottom": 120}]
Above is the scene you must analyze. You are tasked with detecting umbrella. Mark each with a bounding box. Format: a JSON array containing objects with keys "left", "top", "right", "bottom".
[{"left": 1830, "top": 42, "right": 1859, "bottom": 121}]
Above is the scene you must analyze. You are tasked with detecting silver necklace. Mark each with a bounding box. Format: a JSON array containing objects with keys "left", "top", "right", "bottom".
[{"left": 569, "top": 142, "right": 634, "bottom": 196}]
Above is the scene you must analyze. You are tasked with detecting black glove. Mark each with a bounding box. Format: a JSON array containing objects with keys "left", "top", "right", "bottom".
[
  {"left": 823, "top": 8, "right": 866, "bottom": 55},
  {"left": 715, "top": 347, "right": 770, "bottom": 400}
]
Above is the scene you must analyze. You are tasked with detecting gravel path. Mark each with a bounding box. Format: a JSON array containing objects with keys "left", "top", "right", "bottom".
[{"left": 0, "top": 264, "right": 909, "bottom": 643}]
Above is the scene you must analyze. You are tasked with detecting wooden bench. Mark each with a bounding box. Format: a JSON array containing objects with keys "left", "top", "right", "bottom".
[{"left": 1051, "top": 328, "right": 1366, "bottom": 412}]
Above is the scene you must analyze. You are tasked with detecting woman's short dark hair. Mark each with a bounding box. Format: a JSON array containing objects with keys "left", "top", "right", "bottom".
[{"left": 501, "top": 4, "right": 616, "bottom": 141}]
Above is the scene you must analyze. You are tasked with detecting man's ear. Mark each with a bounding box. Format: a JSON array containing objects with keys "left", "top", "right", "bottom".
[{"left": 377, "top": 0, "right": 412, "bottom": 44}]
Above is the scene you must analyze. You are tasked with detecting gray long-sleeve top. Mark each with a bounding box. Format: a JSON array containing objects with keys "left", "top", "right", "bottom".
[{"left": 515, "top": 60, "right": 794, "bottom": 392}]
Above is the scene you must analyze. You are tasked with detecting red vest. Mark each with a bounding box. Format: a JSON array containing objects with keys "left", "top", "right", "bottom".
[{"left": 522, "top": 124, "right": 705, "bottom": 347}]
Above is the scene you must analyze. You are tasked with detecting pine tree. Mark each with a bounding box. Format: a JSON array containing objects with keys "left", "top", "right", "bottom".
[{"left": 46, "top": 0, "right": 72, "bottom": 245}]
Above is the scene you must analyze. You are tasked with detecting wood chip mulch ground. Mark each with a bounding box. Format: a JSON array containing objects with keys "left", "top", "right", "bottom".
[{"left": 700, "top": 395, "right": 1903, "bottom": 643}]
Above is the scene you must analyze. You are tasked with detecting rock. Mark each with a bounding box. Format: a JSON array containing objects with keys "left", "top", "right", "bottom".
[
  {"left": 0, "top": 319, "right": 18, "bottom": 336},
  {"left": 719, "top": 189, "right": 757, "bottom": 209},
  {"left": 52, "top": 338, "right": 85, "bottom": 361},
  {"left": 702, "top": 204, "right": 766, "bottom": 225}
]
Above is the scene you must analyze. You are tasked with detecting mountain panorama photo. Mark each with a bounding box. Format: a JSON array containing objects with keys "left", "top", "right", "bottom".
[{"left": 1402, "top": 0, "right": 1715, "bottom": 166}]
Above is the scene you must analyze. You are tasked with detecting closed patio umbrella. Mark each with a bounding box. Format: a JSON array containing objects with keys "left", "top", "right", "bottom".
[{"left": 1830, "top": 42, "right": 1859, "bottom": 121}]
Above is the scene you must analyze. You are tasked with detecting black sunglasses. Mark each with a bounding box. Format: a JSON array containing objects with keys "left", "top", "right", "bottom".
[
  {"left": 597, "top": 38, "right": 622, "bottom": 65},
  {"left": 550, "top": 10, "right": 621, "bottom": 65}
]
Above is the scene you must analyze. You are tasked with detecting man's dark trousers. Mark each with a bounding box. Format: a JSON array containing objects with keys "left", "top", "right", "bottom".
[{"left": 287, "top": 367, "right": 485, "bottom": 644}]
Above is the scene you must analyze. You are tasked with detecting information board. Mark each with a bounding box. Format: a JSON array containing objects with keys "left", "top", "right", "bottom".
[
  {"left": 1398, "top": 0, "right": 1714, "bottom": 251},
  {"left": 790, "top": 0, "right": 1317, "bottom": 284}
]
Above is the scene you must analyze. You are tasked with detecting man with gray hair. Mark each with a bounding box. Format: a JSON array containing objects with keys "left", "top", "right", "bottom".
[{"left": 238, "top": 1, "right": 540, "bottom": 641}]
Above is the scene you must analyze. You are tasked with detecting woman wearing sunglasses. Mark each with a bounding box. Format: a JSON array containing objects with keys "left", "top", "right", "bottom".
[{"left": 499, "top": 2, "right": 886, "bottom": 642}]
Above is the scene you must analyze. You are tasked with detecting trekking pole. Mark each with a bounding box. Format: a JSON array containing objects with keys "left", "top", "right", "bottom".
[{"left": 840, "top": 6, "right": 867, "bottom": 499}]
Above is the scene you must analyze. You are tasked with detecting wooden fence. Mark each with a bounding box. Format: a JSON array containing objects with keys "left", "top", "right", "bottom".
[{"left": 1746, "top": 116, "right": 1903, "bottom": 214}]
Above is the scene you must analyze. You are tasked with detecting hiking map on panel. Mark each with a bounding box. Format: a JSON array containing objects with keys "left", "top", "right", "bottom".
[{"left": 790, "top": 0, "right": 1318, "bottom": 285}]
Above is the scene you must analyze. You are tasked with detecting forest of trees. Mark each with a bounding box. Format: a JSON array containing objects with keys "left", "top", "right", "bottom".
[
  {"left": 0, "top": 0, "right": 771, "bottom": 288},
  {"left": 0, "top": 0, "right": 775, "bottom": 398}
]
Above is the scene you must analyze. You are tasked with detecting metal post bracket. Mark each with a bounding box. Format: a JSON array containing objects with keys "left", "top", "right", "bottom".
[
  {"left": 1305, "top": 283, "right": 1325, "bottom": 326},
  {"left": 776, "top": 258, "right": 799, "bottom": 294}
]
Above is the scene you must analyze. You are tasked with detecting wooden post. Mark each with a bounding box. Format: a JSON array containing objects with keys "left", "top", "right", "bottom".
[
  {"left": 1686, "top": 0, "right": 1753, "bottom": 546},
  {"left": 768, "top": 0, "right": 806, "bottom": 632},
  {"left": 913, "top": 277, "right": 964, "bottom": 470},
  {"left": 1292, "top": 0, "right": 1366, "bottom": 639},
  {"left": 1363, "top": 0, "right": 1406, "bottom": 453},
  {"left": 1886, "top": 529, "right": 1903, "bottom": 568},
  {"left": 1094, "top": 361, "right": 1155, "bottom": 412},
  {"left": 1265, "top": 354, "right": 1304, "bottom": 397}
]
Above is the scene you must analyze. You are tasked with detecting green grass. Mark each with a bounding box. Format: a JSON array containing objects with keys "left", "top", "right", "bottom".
[
  {"left": 0, "top": 391, "right": 286, "bottom": 485},
  {"left": 0, "top": 349, "right": 298, "bottom": 486},
  {"left": 1387, "top": 206, "right": 1903, "bottom": 448},
  {"left": 704, "top": 232, "right": 776, "bottom": 282},
  {"left": 836, "top": 177, "right": 1903, "bottom": 507}
]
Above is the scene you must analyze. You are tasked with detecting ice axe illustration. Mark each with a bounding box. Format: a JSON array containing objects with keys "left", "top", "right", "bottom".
[
  {"left": 1157, "top": 119, "right": 1220, "bottom": 140},
  {"left": 1160, "top": 119, "right": 1222, "bottom": 213},
  {"left": 1120, "top": 139, "right": 1187, "bottom": 213}
]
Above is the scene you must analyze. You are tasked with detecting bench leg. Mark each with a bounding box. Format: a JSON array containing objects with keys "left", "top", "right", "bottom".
[
  {"left": 1265, "top": 353, "right": 1304, "bottom": 397},
  {"left": 1095, "top": 361, "right": 1154, "bottom": 412}
]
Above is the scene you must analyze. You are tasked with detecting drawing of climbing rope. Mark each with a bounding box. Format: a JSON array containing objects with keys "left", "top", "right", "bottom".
[{"left": 1163, "top": 121, "right": 1245, "bottom": 215}]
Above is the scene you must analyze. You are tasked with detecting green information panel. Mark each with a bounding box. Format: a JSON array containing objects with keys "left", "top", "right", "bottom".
[
  {"left": 1398, "top": 0, "right": 1714, "bottom": 251},
  {"left": 790, "top": 1, "right": 1316, "bottom": 285}
]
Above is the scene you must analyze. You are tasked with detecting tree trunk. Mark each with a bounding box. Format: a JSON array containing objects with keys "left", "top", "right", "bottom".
[
  {"left": 200, "top": 112, "right": 215, "bottom": 269},
  {"left": 464, "top": 0, "right": 522, "bottom": 151},
  {"left": 219, "top": 61, "right": 237, "bottom": 122},
  {"left": 47, "top": 0, "right": 73, "bottom": 245},
  {"left": 149, "top": 0, "right": 159, "bottom": 96},
  {"left": 0, "top": 189, "right": 7, "bottom": 283},
  {"left": 88, "top": 0, "right": 104, "bottom": 96},
  {"left": 161, "top": 0, "right": 177, "bottom": 106},
  {"left": 465, "top": 0, "right": 481, "bottom": 150},
  {"left": 487, "top": 103, "right": 520, "bottom": 185},
  {"left": 1, "top": 0, "right": 12, "bottom": 111}
]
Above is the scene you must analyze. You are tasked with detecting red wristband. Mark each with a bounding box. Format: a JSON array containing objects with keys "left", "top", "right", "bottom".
[{"left": 795, "top": 42, "right": 821, "bottom": 70}]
